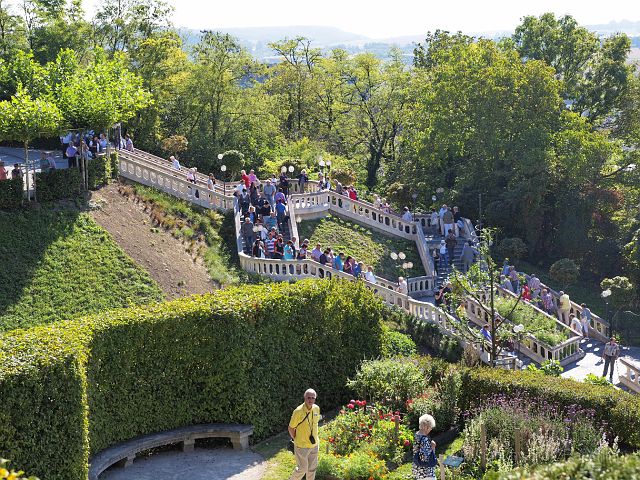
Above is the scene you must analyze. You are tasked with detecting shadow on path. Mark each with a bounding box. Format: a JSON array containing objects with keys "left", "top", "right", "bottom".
[{"left": 100, "top": 447, "right": 265, "bottom": 480}]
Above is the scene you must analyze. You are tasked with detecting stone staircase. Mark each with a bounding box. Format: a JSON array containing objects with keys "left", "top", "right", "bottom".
[{"left": 114, "top": 148, "right": 640, "bottom": 389}]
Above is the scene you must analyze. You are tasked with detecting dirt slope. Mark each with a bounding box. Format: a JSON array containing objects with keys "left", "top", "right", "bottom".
[{"left": 89, "top": 183, "right": 214, "bottom": 300}]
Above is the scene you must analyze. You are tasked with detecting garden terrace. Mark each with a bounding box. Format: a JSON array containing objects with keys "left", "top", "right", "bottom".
[
  {"left": 464, "top": 287, "right": 583, "bottom": 366},
  {"left": 0, "top": 279, "right": 384, "bottom": 480},
  {"left": 116, "top": 148, "right": 640, "bottom": 385}
]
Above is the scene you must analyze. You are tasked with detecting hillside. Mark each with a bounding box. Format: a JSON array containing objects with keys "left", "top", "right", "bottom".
[{"left": 0, "top": 207, "right": 164, "bottom": 331}]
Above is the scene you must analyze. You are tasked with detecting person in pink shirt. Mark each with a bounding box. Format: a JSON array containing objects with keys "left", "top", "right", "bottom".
[
  {"left": 241, "top": 169, "right": 250, "bottom": 188},
  {"left": 248, "top": 169, "right": 259, "bottom": 186},
  {"left": 0, "top": 161, "right": 7, "bottom": 180}
]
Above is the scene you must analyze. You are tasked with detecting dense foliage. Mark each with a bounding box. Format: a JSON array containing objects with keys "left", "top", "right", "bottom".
[
  {"left": 0, "top": 210, "right": 164, "bottom": 331},
  {"left": 0, "top": 279, "right": 384, "bottom": 479},
  {"left": 460, "top": 367, "right": 640, "bottom": 448},
  {"left": 0, "top": 177, "right": 22, "bottom": 209}
]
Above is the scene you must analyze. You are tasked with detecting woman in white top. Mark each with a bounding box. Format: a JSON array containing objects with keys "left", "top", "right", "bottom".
[{"left": 365, "top": 266, "right": 377, "bottom": 284}]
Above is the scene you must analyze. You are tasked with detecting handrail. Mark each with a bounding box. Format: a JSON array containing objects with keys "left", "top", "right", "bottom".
[
  {"left": 466, "top": 287, "right": 583, "bottom": 366},
  {"left": 619, "top": 358, "right": 640, "bottom": 394},
  {"left": 520, "top": 273, "right": 610, "bottom": 342}
]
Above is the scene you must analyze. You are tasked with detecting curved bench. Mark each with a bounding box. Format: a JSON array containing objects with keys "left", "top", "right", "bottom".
[{"left": 89, "top": 423, "right": 254, "bottom": 480}]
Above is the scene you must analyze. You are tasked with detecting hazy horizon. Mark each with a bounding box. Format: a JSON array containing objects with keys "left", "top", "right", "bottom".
[{"left": 79, "top": 0, "right": 640, "bottom": 39}]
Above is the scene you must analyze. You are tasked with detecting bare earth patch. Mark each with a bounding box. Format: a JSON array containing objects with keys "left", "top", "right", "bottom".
[{"left": 89, "top": 183, "right": 215, "bottom": 299}]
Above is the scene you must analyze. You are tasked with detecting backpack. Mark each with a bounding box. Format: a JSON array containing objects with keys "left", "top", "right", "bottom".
[{"left": 413, "top": 436, "right": 437, "bottom": 468}]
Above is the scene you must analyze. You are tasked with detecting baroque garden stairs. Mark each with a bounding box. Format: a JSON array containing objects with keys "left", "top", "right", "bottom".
[{"left": 114, "top": 148, "right": 640, "bottom": 392}]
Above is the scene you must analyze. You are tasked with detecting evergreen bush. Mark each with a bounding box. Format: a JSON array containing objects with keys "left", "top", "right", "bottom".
[
  {"left": 0, "top": 177, "right": 23, "bottom": 209},
  {"left": 87, "top": 154, "right": 111, "bottom": 189},
  {"left": 0, "top": 279, "right": 383, "bottom": 480},
  {"left": 35, "top": 168, "right": 81, "bottom": 201}
]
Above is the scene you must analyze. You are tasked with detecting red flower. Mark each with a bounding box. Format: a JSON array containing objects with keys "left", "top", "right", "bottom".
[
  {"left": 361, "top": 400, "right": 367, "bottom": 406},
  {"left": 404, "top": 439, "right": 411, "bottom": 447},
  {"left": 347, "top": 403, "right": 355, "bottom": 409}
]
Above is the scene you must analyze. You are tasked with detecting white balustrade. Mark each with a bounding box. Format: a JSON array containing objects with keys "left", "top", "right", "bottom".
[
  {"left": 619, "top": 358, "right": 640, "bottom": 394},
  {"left": 465, "top": 288, "right": 583, "bottom": 366},
  {"left": 521, "top": 274, "right": 610, "bottom": 342}
]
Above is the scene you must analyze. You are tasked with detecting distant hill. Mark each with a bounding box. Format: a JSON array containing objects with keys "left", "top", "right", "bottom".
[{"left": 177, "top": 21, "right": 640, "bottom": 63}]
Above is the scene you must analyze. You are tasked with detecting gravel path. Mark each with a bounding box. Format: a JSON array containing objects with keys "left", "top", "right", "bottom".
[{"left": 100, "top": 447, "right": 266, "bottom": 480}]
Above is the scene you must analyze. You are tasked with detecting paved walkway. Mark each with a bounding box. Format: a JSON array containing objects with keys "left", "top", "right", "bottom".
[
  {"left": 562, "top": 339, "right": 640, "bottom": 387},
  {"left": 100, "top": 447, "right": 266, "bottom": 480}
]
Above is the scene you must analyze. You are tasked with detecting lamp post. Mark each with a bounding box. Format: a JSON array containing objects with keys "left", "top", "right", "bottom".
[
  {"left": 318, "top": 158, "right": 326, "bottom": 176},
  {"left": 219, "top": 153, "right": 227, "bottom": 197},
  {"left": 513, "top": 323, "right": 524, "bottom": 360},
  {"left": 601, "top": 288, "right": 612, "bottom": 336},
  {"left": 326, "top": 160, "right": 331, "bottom": 172}
]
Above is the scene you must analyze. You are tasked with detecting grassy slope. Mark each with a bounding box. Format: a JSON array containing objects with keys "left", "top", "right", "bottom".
[
  {"left": 0, "top": 209, "right": 164, "bottom": 332},
  {"left": 298, "top": 215, "right": 425, "bottom": 281},
  {"left": 126, "top": 184, "right": 242, "bottom": 285}
]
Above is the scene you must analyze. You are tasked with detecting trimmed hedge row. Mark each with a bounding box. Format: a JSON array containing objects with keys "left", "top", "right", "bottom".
[
  {"left": 87, "top": 154, "right": 112, "bottom": 189},
  {"left": 0, "top": 177, "right": 23, "bottom": 209},
  {"left": 460, "top": 367, "right": 640, "bottom": 448},
  {"left": 35, "top": 168, "right": 81, "bottom": 202},
  {"left": 0, "top": 279, "right": 384, "bottom": 480}
]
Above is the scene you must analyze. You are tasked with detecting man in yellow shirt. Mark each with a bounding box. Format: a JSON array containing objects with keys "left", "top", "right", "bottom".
[{"left": 288, "top": 388, "right": 320, "bottom": 480}]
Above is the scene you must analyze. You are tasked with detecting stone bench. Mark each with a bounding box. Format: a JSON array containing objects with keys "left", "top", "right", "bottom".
[{"left": 89, "top": 423, "right": 254, "bottom": 480}]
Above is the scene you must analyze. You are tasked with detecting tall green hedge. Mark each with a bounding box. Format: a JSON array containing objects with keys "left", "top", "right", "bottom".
[
  {"left": 460, "top": 367, "right": 640, "bottom": 448},
  {"left": 87, "top": 154, "right": 111, "bottom": 189},
  {"left": 0, "top": 279, "right": 384, "bottom": 480},
  {"left": 35, "top": 168, "right": 81, "bottom": 202},
  {"left": 0, "top": 177, "right": 23, "bottom": 209},
  {"left": 109, "top": 151, "right": 119, "bottom": 179}
]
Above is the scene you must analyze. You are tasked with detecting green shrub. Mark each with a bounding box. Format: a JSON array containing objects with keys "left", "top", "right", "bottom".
[
  {"left": 35, "top": 168, "right": 81, "bottom": 202},
  {"left": 0, "top": 459, "right": 39, "bottom": 480},
  {"left": 317, "top": 451, "right": 388, "bottom": 480},
  {"left": 406, "top": 371, "right": 461, "bottom": 434},
  {"left": 87, "top": 154, "right": 111, "bottom": 189},
  {"left": 0, "top": 177, "right": 23, "bottom": 209},
  {"left": 381, "top": 328, "right": 417, "bottom": 358},
  {"left": 496, "top": 448, "right": 640, "bottom": 479},
  {"left": 526, "top": 360, "right": 563, "bottom": 377},
  {"left": 496, "top": 237, "right": 528, "bottom": 261},
  {"left": 0, "top": 279, "right": 383, "bottom": 480},
  {"left": 549, "top": 258, "right": 579, "bottom": 289},
  {"left": 460, "top": 367, "right": 640, "bottom": 449},
  {"left": 404, "top": 315, "right": 463, "bottom": 362},
  {"left": 347, "top": 358, "right": 427, "bottom": 411},
  {"left": 583, "top": 373, "right": 613, "bottom": 387},
  {"left": 109, "top": 152, "right": 119, "bottom": 179}
]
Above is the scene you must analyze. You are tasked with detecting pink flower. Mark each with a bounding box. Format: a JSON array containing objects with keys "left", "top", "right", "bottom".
[
  {"left": 404, "top": 439, "right": 411, "bottom": 447},
  {"left": 347, "top": 403, "right": 355, "bottom": 409}
]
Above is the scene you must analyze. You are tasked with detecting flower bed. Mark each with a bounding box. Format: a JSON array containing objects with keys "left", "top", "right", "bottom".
[
  {"left": 494, "top": 296, "right": 570, "bottom": 346},
  {"left": 461, "top": 394, "right": 608, "bottom": 474}
]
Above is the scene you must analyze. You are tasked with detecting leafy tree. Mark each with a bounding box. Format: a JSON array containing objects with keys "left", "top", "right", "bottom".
[
  {"left": 549, "top": 258, "right": 580, "bottom": 289},
  {"left": 92, "top": 0, "right": 173, "bottom": 55},
  {"left": 513, "top": 13, "right": 631, "bottom": 123},
  {"left": 496, "top": 238, "right": 528, "bottom": 261},
  {"left": 160, "top": 135, "right": 188, "bottom": 157},
  {"left": 341, "top": 50, "right": 409, "bottom": 189},
  {"left": 600, "top": 276, "right": 634, "bottom": 311},
  {"left": 268, "top": 37, "right": 321, "bottom": 139},
  {"left": 0, "top": 50, "right": 48, "bottom": 100},
  {"left": 0, "top": 0, "right": 28, "bottom": 59},
  {"left": 0, "top": 86, "right": 61, "bottom": 199},
  {"left": 218, "top": 150, "right": 244, "bottom": 178}
]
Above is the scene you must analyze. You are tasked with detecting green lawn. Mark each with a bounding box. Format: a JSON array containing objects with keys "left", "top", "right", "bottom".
[
  {"left": 298, "top": 215, "right": 425, "bottom": 281},
  {"left": 0, "top": 209, "right": 164, "bottom": 332}
]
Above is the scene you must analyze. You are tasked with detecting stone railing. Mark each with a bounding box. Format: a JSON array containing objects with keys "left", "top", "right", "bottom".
[
  {"left": 619, "top": 358, "right": 640, "bottom": 394},
  {"left": 520, "top": 273, "right": 610, "bottom": 342},
  {"left": 465, "top": 288, "right": 583, "bottom": 366},
  {"left": 118, "top": 154, "right": 235, "bottom": 210},
  {"left": 290, "top": 191, "right": 436, "bottom": 283},
  {"left": 407, "top": 276, "right": 433, "bottom": 297}
]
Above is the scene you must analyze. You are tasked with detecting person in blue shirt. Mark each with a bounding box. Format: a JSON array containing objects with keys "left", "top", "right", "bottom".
[
  {"left": 333, "top": 252, "right": 345, "bottom": 271},
  {"left": 353, "top": 261, "right": 363, "bottom": 278},
  {"left": 275, "top": 200, "right": 287, "bottom": 231},
  {"left": 480, "top": 324, "right": 492, "bottom": 342},
  {"left": 284, "top": 240, "right": 295, "bottom": 260}
]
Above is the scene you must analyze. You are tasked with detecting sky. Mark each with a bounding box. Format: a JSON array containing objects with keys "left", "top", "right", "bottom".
[{"left": 118, "top": 0, "right": 640, "bottom": 39}]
